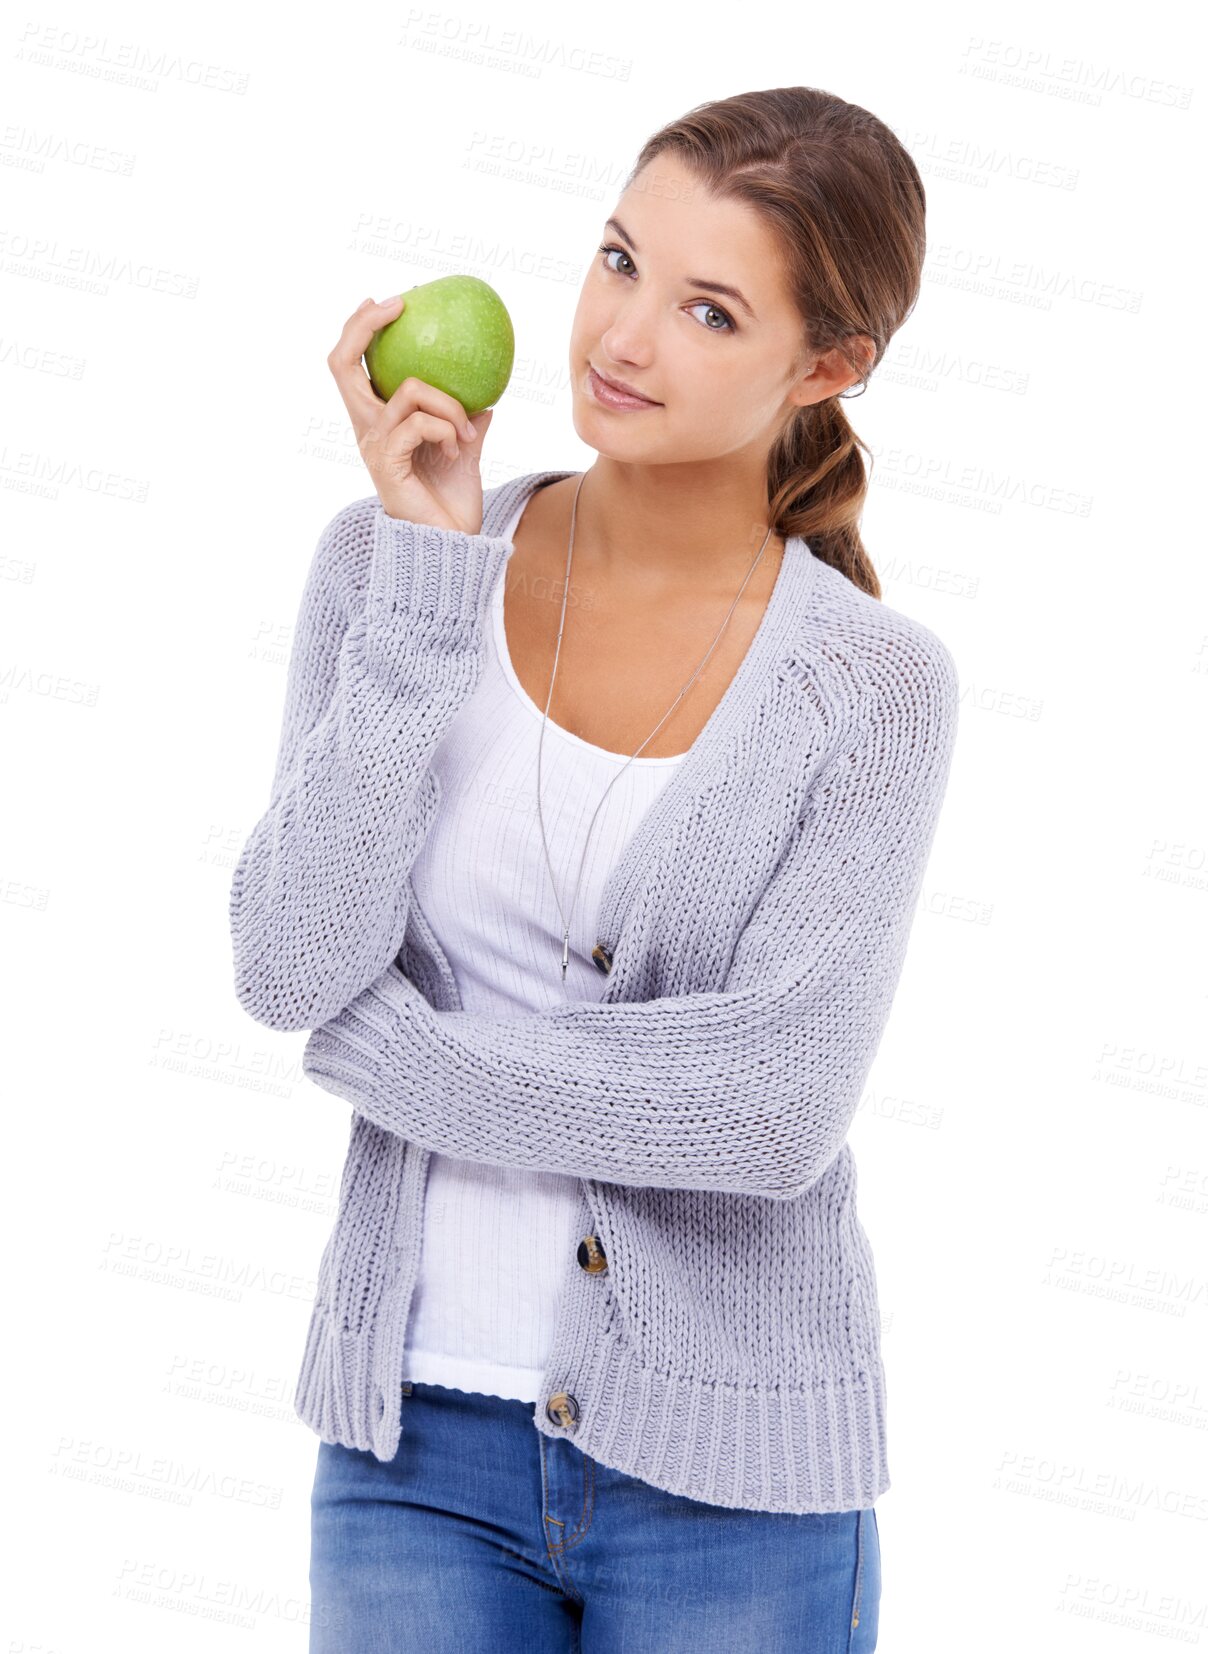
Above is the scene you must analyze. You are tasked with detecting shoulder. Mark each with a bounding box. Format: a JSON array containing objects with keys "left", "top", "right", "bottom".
[{"left": 800, "top": 555, "right": 959, "bottom": 740}]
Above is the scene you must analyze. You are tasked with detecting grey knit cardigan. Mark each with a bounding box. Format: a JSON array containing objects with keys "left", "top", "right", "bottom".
[{"left": 228, "top": 467, "right": 960, "bottom": 1514}]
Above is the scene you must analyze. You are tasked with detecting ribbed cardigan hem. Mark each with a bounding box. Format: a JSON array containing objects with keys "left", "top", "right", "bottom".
[{"left": 294, "top": 1299, "right": 890, "bottom": 1515}]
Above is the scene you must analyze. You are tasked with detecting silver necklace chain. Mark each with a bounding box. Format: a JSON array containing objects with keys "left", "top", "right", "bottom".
[{"left": 534, "top": 470, "right": 775, "bottom": 988}]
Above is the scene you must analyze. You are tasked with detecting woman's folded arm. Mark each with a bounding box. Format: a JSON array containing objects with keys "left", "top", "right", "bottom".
[{"left": 301, "top": 634, "right": 960, "bottom": 1198}]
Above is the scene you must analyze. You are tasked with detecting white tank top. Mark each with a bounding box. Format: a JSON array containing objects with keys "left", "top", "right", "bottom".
[{"left": 402, "top": 491, "right": 684, "bottom": 1403}]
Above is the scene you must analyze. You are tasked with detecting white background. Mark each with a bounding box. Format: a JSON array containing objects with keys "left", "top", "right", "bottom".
[{"left": 2, "top": 1, "right": 1205, "bottom": 1649}]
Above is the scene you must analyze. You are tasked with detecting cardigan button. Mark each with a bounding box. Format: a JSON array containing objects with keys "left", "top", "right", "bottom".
[
  {"left": 545, "top": 1390, "right": 580, "bottom": 1429},
  {"left": 576, "top": 1235, "right": 608, "bottom": 1274},
  {"left": 591, "top": 942, "right": 613, "bottom": 975}
]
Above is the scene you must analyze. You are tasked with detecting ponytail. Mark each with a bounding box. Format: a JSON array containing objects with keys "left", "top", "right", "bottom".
[{"left": 769, "top": 395, "right": 881, "bottom": 600}]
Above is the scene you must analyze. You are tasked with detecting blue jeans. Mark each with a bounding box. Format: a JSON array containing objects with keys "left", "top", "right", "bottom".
[{"left": 309, "top": 1380, "right": 881, "bottom": 1651}]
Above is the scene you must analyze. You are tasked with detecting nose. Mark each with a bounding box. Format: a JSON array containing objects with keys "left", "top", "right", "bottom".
[
  {"left": 598, "top": 314, "right": 656, "bottom": 374},
  {"left": 596, "top": 280, "right": 663, "bottom": 366}
]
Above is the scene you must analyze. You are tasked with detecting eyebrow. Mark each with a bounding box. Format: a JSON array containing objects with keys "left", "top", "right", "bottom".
[{"left": 604, "top": 217, "right": 758, "bottom": 322}]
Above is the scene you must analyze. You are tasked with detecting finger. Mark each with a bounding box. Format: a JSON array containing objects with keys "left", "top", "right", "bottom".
[
  {"left": 373, "top": 409, "right": 464, "bottom": 469},
  {"left": 331, "top": 293, "right": 404, "bottom": 365},
  {"left": 458, "top": 406, "right": 494, "bottom": 450},
  {"left": 381, "top": 374, "right": 478, "bottom": 442},
  {"left": 328, "top": 295, "right": 404, "bottom": 375},
  {"left": 327, "top": 295, "right": 406, "bottom": 420}
]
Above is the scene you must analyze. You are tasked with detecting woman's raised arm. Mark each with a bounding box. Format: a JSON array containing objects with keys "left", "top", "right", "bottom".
[
  {"left": 228, "top": 498, "right": 515, "bottom": 1030},
  {"left": 228, "top": 294, "right": 509, "bottom": 1030}
]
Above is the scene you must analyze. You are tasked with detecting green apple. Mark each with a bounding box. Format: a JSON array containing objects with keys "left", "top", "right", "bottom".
[{"left": 364, "top": 274, "right": 515, "bottom": 416}]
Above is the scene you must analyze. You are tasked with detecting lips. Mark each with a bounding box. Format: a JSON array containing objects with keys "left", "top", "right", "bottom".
[{"left": 589, "top": 364, "right": 660, "bottom": 405}]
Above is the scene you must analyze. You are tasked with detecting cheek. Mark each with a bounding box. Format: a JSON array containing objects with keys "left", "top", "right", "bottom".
[
  {"left": 695, "top": 361, "right": 760, "bottom": 420},
  {"left": 570, "top": 283, "right": 610, "bottom": 339},
  {"left": 730, "top": 363, "right": 786, "bottom": 425}
]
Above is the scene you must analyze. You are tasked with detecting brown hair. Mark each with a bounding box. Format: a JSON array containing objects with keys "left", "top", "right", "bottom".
[{"left": 627, "top": 87, "right": 927, "bottom": 600}]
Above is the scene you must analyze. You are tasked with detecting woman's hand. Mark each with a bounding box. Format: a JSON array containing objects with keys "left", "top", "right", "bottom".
[{"left": 327, "top": 295, "right": 495, "bottom": 532}]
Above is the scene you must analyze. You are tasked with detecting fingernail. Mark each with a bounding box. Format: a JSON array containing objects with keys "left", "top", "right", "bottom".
[
  {"left": 380, "top": 293, "right": 403, "bottom": 307},
  {"left": 464, "top": 421, "right": 477, "bottom": 439}
]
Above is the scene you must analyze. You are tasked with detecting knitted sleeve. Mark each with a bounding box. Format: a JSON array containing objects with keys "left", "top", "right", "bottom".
[
  {"left": 300, "top": 634, "right": 960, "bottom": 1200},
  {"left": 228, "top": 502, "right": 515, "bottom": 1030}
]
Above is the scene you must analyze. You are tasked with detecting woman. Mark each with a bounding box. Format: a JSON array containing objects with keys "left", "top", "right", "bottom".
[{"left": 230, "top": 86, "right": 959, "bottom": 1652}]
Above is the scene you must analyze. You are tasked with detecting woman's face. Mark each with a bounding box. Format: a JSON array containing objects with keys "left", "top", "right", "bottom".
[{"left": 569, "top": 154, "right": 824, "bottom": 465}]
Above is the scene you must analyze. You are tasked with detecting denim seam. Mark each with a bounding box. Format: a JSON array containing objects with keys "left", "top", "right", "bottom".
[
  {"left": 538, "top": 1435, "right": 587, "bottom": 1605},
  {"left": 552, "top": 1451, "right": 596, "bottom": 1553},
  {"left": 847, "top": 1507, "right": 867, "bottom": 1651}
]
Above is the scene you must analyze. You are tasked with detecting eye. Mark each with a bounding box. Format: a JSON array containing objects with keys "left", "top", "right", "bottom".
[
  {"left": 596, "top": 243, "right": 736, "bottom": 334},
  {"left": 598, "top": 242, "right": 635, "bottom": 278},
  {"left": 687, "top": 300, "right": 735, "bottom": 333}
]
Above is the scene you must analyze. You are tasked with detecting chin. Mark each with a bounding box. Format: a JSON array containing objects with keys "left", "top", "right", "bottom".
[{"left": 570, "top": 407, "right": 660, "bottom": 457}]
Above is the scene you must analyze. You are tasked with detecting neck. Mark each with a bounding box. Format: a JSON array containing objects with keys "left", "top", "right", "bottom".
[{"left": 571, "top": 457, "right": 784, "bottom": 594}]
